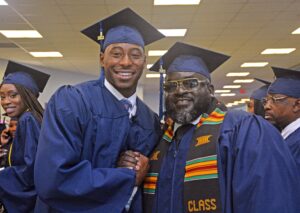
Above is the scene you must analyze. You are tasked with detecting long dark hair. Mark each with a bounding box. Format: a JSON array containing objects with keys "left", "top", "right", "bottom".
[{"left": 14, "top": 84, "right": 44, "bottom": 124}]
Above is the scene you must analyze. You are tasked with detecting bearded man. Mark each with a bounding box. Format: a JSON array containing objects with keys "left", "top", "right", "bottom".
[{"left": 136, "top": 42, "right": 300, "bottom": 213}]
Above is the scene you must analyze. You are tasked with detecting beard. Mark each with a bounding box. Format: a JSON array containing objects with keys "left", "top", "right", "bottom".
[{"left": 165, "top": 94, "right": 211, "bottom": 124}]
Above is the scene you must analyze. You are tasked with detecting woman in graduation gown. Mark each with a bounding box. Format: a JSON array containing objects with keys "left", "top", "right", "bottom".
[{"left": 0, "top": 61, "right": 50, "bottom": 212}]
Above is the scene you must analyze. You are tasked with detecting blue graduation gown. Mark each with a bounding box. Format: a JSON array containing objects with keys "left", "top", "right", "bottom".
[
  {"left": 285, "top": 127, "right": 300, "bottom": 169},
  {"left": 0, "top": 111, "right": 41, "bottom": 213},
  {"left": 153, "top": 110, "right": 300, "bottom": 213},
  {"left": 34, "top": 79, "right": 160, "bottom": 212}
]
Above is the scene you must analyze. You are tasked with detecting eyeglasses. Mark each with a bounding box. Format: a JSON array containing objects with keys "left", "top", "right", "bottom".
[
  {"left": 163, "top": 78, "right": 209, "bottom": 93},
  {"left": 261, "top": 96, "right": 288, "bottom": 106}
]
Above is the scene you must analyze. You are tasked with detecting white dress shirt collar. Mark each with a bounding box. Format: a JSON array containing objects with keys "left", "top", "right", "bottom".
[{"left": 281, "top": 117, "right": 300, "bottom": 140}]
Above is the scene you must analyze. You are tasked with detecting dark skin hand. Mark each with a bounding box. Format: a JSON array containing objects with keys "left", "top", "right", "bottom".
[{"left": 117, "top": 150, "right": 149, "bottom": 186}]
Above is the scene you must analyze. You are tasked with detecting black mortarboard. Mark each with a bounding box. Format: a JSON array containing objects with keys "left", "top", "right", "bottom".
[
  {"left": 250, "top": 78, "right": 271, "bottom": 101},
  {"left": 268, "top": 67, "right": 300, "bottom": 98},
  {"left": 150, "top": 42, "right": 230, "bottom": 81},
  {"left": 81, "top": 8, "right": 165, "bottom": 51},
  {"left": 2, "top": 61, "right": 50, "bottom": 96}
]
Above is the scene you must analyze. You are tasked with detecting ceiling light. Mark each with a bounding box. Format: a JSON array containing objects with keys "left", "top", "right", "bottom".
[
  {"left": 30, "top": 52, "right": 63, "bottom": 57},
  {"left": 0, "top": 0, "right": 8, "bottom": 5},
  {"left": 233, "top": 79, "right": 254, "bottom": 83},
  {"left": 226, "top": 72, "right": 249, "bottom": 77},
  {"left": 215, "top": 90, "right": 231, "bottom": 93},
  {"left": 261, "top": 48, "right": 296, "bottom": 54},
  {"left": 148, "top": 50, "right": 167, "bottom": 56},
  {"left": 220, "top": 93, "right": 236, "bottom": 97},
  {"left": 291, "top": 27, "right": 300, "bottom": 34},
  {"left": 223, "top": 85, "right": 241, "bottom": 89},
  {"left": 154, "top": 0, "right": 201, "bottom": 5},
  {"left": 241, "top": 62, "right": 268, "bottom": 67},
  {"left": 158, "top": 29, "right": 187, "bottom": 37},
  {"left": 241, "top": 98, "right": 250, "bottom": 102},
  {"left": 226, "top": 103, "right": 233, "bottom": 107},
  {"left": 147, "top": 64, "right": 153, "bottom": 69},
  {"left": 0, "top": 30, "right": 42, "bottom": 38},
  {"left": 146, "top": 73, "right": 166, "bottom": 78}
]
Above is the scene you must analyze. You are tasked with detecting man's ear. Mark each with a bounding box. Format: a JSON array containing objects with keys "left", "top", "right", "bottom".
[
  {"left": 100, "top": 52, "right": 105, "bottom": 67},
  {"left": 293, "top": 99, "right": 300, "bottom": 113},
  {"left": 208, "top": 84, "right": 215, "bottom": 96}
]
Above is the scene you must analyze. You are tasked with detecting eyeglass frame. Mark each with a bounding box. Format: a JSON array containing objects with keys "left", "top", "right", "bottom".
[
  {"left": 261, "top": 95, "right": 289, "bottom": 106},
  {"left": 163, "top": 78, "right": 210, "bottom": 93}
]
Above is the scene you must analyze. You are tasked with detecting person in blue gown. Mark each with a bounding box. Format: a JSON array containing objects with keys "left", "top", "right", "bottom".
[
  {"left": 138, "top": 42, "right": 300, "bottom": 213},
  {"left": 0, "top": 60, "right": 50, "bottom": 212},
  {"left": 34, "top": 8, "right": 164, "bottom": 213},
  {"left": 247, "top": 78, "right": 270, "bottom": 117},
  {"left": 263, "top": 67, "right": 300, "bottom": 170}
]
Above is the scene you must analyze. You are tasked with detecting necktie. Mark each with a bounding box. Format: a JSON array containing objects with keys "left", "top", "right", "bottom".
[{"left": 120, "top": 99, "right": 132, "bottom": 111}]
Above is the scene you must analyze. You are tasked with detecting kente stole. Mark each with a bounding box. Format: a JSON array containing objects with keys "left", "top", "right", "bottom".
[{"left": 143, "top": 107, "right": 226, "bottom": 212}]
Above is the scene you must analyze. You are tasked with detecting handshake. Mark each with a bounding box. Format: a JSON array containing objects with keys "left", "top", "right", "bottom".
[{"left": 117, "top": 150, "right": 149, "bottom": 186}]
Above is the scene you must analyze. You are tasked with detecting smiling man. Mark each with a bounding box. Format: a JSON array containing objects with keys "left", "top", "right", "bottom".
[
  {"left": 263, "top": 67, "right": 300, "bottom": 169},
  {"left": 140, "top": 42, "right": 300, "bottom": 213},
  {"left": 34, "top": 8, "right": 164, "bottom": 212}
]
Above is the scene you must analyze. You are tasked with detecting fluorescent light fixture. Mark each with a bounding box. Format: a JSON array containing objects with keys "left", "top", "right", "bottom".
[
  {"left": 241, "top": 62, "right": 268, "bottom": 67},
  {"left": 226, "top": 72, "right": 249, "bottom": 77},
  {"left": 148, "top": 50, "right": 167, "bottom": 56},
  {"left": 233, "top": 79, "right": 254, "bottom": 83},
  {"left": 223, "top": 85, "right": 241, "bottom": 89},
  {"left": 147, "top": 64, "right": 153, "bottom": 69},
  {"left": 261, "top": 48, "right": 296, "bottom": 54},
  {"left": 241, "top": 98, "right": 250, "bottom": 102},
  {"left": 226, "top": 103, "right": 233, "bottom": 107},
  {"left": 158, "top": 29, "right": 187, "bottom": 37},
  {"left": 146, "top": 73, "right": 166, "bottom": 78},
  {"left": 215, "top": 90, "right": 231, "bottom": 93},
  {"left": 30, "top": 52, "right": 63, "bottom": 57},
  {"left": 291, "top": 27, "right": 300, "bottom": 34},
  {"left": 220, "top": 93, "right": 236, "bottom": 97},
  {"left": 0, "top": 30, "right": 42, "bottom": 38},
  {"left": 154, "top": 0, "right": 201, "bottom": 5},
  {"left": 0, "top": 0, "right": 8, "bottom": 5}
]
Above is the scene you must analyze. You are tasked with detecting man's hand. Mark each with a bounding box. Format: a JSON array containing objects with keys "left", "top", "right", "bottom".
[{"left": 117, "top": 150, "right": 149, "bottom": 186}]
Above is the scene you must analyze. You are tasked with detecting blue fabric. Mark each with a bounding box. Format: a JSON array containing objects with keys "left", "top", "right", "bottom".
[
  {"left": 34, "top": 78, "right": 160, "bottom": 212},
  {"left": 103, "top": 25, "right": 145, "bottom": 50},
  {"left": 168, "top": 55, "right": 211, "bottom": 80},
  {"left": 285, "top": 127, "right": 300, "bottom": 170},
  {"left": 250, "top": 85, "right": 269, "bottom": 101},
  {"left": 153, "top": 110, "right": 300, "bottom": 213},
  {"left": 0, "top": 111, "right": 41, "bottom": 213},
  {"left": 2, "top": 72, "right": 39, "bottom": 96},
  {"left": 268, "top": 78, "right": 300, "bottom": 98}
]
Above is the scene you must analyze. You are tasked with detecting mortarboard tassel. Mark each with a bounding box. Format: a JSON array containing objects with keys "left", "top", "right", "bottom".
[
  {"left": 159, "top": 58, "right": 165, "bottom": 121},
  {"left": 98, "top": 22, "right": 105, "bottom": 79}
]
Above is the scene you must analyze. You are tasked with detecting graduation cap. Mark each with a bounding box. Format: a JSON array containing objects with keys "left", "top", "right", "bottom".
[
  {"left": 268, "top": 67, "right": 300, "bottom": 98},
  {"left": 81, "top": 8, "right": 165, "bottom": 51},
  {"left": 150, "top": 42, "right": 230, "bottom": 81},
  {"left": 150, "top": 42, "right": 230, "bottom": 120},
  {"left": 2, "top": 61, "right": 50, "bottom": 97},
  {"left": 250, "top": 78, "right": 271, "bottom": 101}
]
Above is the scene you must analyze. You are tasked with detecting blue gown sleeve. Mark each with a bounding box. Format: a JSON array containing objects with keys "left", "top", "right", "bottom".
[
  {"left": 218, "top": 110, "right": 300, "bottom": 213},
  {"left": 34, "top": 86, "right": 136, "bottom": 212},
  {"left": 285, "top": 128, "right": 300, "bottom": 169},
  {"left": 0, "top": 112, "right": 40, "bottom": 212}
]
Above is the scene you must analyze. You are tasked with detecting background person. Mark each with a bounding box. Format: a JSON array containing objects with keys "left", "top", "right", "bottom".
[{"left": 0, "top": 61, "right": 50, "bottom": 212}]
